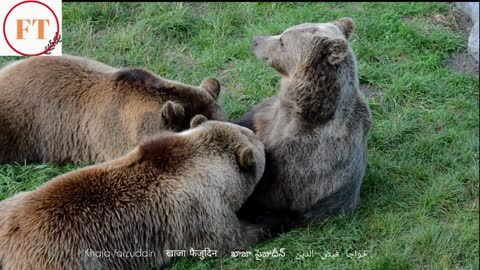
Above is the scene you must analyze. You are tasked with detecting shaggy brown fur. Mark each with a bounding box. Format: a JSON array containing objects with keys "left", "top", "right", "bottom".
[
  {"left": 235, "top": 18, "right": 372, "bottom": 233},
  {"left": 0, "top": 117, "right": 265, "bottom": 270},
  {"left": 0, "top": 55, "right": 226, "bottom": 164}
]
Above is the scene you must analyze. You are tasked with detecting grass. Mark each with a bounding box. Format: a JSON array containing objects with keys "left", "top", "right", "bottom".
[{"left": 0, "top": 2, "right": 478, "bottom": 269}]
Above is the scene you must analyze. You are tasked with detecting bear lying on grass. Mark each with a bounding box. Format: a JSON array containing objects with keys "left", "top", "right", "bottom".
[
  {"left": 0, "top": 55, "right": 226, "bottom": 164},
  {"left": 0, "top": 116, "right": 265, "bottom": 270},
  {"left": 235, "top": 18, "right": 372, "bottom": 232}
]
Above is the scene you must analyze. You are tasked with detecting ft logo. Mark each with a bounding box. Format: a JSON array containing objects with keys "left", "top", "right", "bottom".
[{"left": 1, "top": 0, "right": 62, "bottom": 56}]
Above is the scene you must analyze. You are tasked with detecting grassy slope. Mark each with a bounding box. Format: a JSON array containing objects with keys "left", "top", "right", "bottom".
[{"left": 0, "top": 2, "right": 478, "bottom": 269}]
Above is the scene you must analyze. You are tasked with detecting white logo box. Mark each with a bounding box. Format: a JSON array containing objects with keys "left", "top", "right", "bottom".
[{"left": 1, "top": 0, "right": 62, "bottom": 56}]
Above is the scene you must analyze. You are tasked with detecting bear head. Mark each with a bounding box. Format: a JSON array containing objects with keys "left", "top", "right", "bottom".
[
  {"left": 252, "top": 17, "right": 354, "bottom": 77},
  {"left": 114, "top": 69, "right": 227, "bottom": 132}
]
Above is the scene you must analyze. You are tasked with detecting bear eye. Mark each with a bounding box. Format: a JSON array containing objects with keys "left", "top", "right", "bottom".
[{"left": 279, "top": 38, "right": 284, "bottom": 47}]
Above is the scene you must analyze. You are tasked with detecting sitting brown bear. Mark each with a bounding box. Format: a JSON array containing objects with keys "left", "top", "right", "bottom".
[
  {"left": 0, "top": 55, "right": 226, "bottom": 164},
  {"left": 235, "top": 18, "right": 372, "bottom": 232},
  {"left": 0, "top": 116, "right": 265, "bottom": 270}
]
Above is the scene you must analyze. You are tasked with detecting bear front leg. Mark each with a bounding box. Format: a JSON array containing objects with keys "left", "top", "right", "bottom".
[{"left": 232, "top": 96, "right": 278, "bottom": 131}]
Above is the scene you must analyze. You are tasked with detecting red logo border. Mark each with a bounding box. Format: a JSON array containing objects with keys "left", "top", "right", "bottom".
[{"left": 3, "top": 0, "right": 60, "bottom": 56}]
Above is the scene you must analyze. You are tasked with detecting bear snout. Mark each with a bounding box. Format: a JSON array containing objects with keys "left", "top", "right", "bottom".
[
  {"left": 252, "top": 36, "right": 269, "bottom": 62},
  {"left": 252, "top": 36, "right": 264, "bottom": 48}
]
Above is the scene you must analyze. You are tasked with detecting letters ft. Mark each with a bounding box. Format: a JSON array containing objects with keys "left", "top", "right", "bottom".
[{"left": 17, "top": 19, "right": 50, "bottom": 40}]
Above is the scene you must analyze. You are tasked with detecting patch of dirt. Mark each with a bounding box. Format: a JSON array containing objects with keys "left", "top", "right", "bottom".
[
  {"left": 179, "top": 53, "right": 197, "bottom": 67},
  {"left": 446, "top": 51, "right": 479, "bottom": 75},
  {"left": 446, "top": 3, "right": 474, "bottom": 39},
  {"left": 162, "top": 47, "right": 198, "bottom": 68},
  {"left": 184, "top": 2, "right": 208, "bottom": 16},
  {"left": 217, "top": 62, "right": 239, "bottom": 95},
  {"left": 428, "top": 9, "right": 472, "bottom": 37},
  {"left": 402, "top": 15, "right": 414, "bottom": 23},
  {"left": 445, "top": 3, "right": 479, "bottom": 75},
  {"left": 359, "top": 84, "right": 381, "bottom": 99},
  {"left": 403, "top": 8, "right": 470, "bottom": 35},
  {"left": 403, "top": 4, "right": 479, "bottom": 75}
]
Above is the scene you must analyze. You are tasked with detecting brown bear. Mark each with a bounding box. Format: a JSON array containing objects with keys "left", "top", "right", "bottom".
[
  {"left": 0, "top": 55, "right": 226, "bottom": 164},
  {"left": 234, "top": 18, "right": 372, "bottom": 232},
  {"left": 0, "top": 116, "right": 265, "bottom": 270}
]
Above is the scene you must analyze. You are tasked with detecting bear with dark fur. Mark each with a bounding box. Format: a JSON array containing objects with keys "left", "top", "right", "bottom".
[
  {"left": 0, "top": 116, "right": 265, "bottom": 270},
  {"left": 235, "top": 18, "right": 372, "bottom": 232},
  {"left": 0, "top": 55, "right": 226, "bottom": 164}
]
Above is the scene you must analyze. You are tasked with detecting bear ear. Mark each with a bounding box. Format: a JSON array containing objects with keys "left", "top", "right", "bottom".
[
  {"left": 333, "top": 17, "right": 354, "bottom": 41},
  {"left": 190, "top": 114, "right": 208, "bottom": 128},
  {"left": 237, "top": 144, "right": 255, "bottom": 170},
  {"left": 200, "top": 78, "right": 221, "bottom": 100},
  {"left": 161, "top": 101, "right": 185, "bottom": 123},
  {"left": 326, "top": 38, "right": 349, "bottom": 65}
]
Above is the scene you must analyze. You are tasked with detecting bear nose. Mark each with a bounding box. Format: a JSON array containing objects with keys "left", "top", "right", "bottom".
[{"left": 253, "top": 36, "right": 261, "bottom": 47}]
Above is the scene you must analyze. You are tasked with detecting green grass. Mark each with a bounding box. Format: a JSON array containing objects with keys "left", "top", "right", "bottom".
[{"left": 1, "top": 2, "right": 478, "bottom": 269}]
